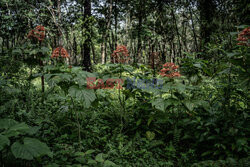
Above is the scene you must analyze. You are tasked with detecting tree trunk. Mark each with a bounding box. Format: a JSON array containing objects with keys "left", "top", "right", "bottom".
[
  {"left": 114, "top": 0, "right": 118, "bottom": 49},
  {"left": 82, "top": 0, "right": 92, "bottom": 71},
  {"left": 198, "top": 0, "right": 216, "bottom": 50},
  {"left": 101, "top": 37, "right": 106, "bottom": 64},
  {"left": 136, "top": 0, "right": 143, "bottom": 64},
  {"left": 171, "top": 8, "right": 181, "bottom": 58},
  {"left": 189, "top": 6, "right": 198, "bottom": 52},
  {"left": 101, "top": 0, "right": 112, "bottom": 64},
  {"left": 73, "top": 33, "right": 77, "bottom": 65},
  {"left": 162, "top": 42, "right": 166, "bottom": 62},
  {"left": 91, "top": 39, "right": 96, "bottom": 64}
]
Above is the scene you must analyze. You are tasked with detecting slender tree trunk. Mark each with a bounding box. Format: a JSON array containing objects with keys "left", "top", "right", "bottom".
[
  {"left": 162, "top": 42, "right": 166, "bottom": 62},
  {"left": 171, "top": 8, "right": 181, "bottom": 58},
  {"left": 114, "top": 0, "right": 118, "bottom": 49},
  {"left": 2, "top": 38, "right": 4, "bottom": 53},
  {"left": 6, "top": 38, "right": 9, "bottom": 50},
  {"left": 39, "top": 41, "right": 44, "bottom": 93},
  {"left": 136, "top": 0, "right": 143, "bottom": 64},
  {"left": 181, "top": 21, "right": 188, "bottom": 53},
  {"left": 172, "top": 42, "right": 175, "bottom": 63},
  {"left": 143, "top": 41, "right": 146, "bottom": 63},
  {"left": 82, "top": 0, "right": 92, "bottom": 71},
  {"left": 105, "top": 42, "right": 107, "bottom": 63},
  {"left": 101, "top": 0, "right": 112, "bottom": 64},
  {"left": 189, "top": 7, "right": 198, "bottom": 52},
  {"left": 57, "top": 0, "right": 62, "bottom": 46},
  {"left": 198, "top": 0, "right": 216, "bottom": 51},
  {"left": 91, "top": 40, "right": 96, "bottom": 64},
  {"left": 101, "top": 36, "right": 106, "bottom": 64},
  {"left": 110, "top": 31, "right": 114, "bottom": 52},
  {"left": 73, "top": 33, "right": 77, "bottom": 65}
]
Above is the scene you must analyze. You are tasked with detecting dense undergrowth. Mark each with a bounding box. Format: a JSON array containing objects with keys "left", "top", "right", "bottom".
[{"left": 0, "top": 33, "right": 249, "bottom": 166}]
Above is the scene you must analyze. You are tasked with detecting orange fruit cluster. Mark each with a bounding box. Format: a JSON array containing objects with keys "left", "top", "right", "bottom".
[
  {"left": 159, "top": 62, "right": 181, "bottom": 78},
  {"left": 28, "top": 25, "right": 45, "bottom": 42},
  {"left": 111, "top": 45, "right": 130, "bottom": 63},
  {"left": 51, "top": 47, "right": 69, "bottom": 58},
  {"left": 237, "top": 27, "right": 250, "bottom": 46}
]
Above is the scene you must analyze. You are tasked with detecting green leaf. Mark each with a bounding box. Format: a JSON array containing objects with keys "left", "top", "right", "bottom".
[
  {"left": 87, "top": 159, "right": 97, "bottom": 165},
  {"left": 165, "top": 99, "right": 176, "bottom": 108},
  {"left": 175, "top": 83, "right": 186, "bottom": 93},
  {"left": 11, "top": 137, "right": 52, "bottom": 160},
  {"left": 147, "top": 117, "right": 153, "bottom": 126},
  {"left": 0, "top": 134, "right": 10, "bottom": 151},
  {"left": 201, "top": 151, "right": 213, "bottom": 157},
  {"left": 104, "top": 160, "right": 117, "bottom": 167},
  {"left": 68, "top": 85, "right": 96, "bottom": 108},
  {"left": 29, "top": 49, "right": 39, "bottom": 55},
  {"left": 226, "top": 52, "right": 238, "bottom": 58},
  {"left": 151, "top": 98, "right": 165, "bottom": 111},
  {"left": 161, "top": 82, "right": 172, "bottom": 92},
  {"left": 0, "top": 119, "right": 18, "bottom": 130},
  {"left": 136, "top": 119, "right": 142, "bottom": 126},
  {"left": 26, "top": 126, "right": 40, "bottom": 135},
  {"left": 85, "top": 149, "right": 95, "bottom": 155},
  {"left": 75, "top": 157, "right": 85, "bottom": 163},
  {"left": 74, "top": 152, "right": 85, "bottom": 157},
  {"left": 50, "top": 73, "right": 72, "bottom": 83},
  {"left": 8, "top": 122, "right": 30, "bottom": 132},
  {"left": 12, "top": 49, "right": 22, "bottom": 55},
  {"left": 236, "top": 138, "right": 247, "bottom": 146},
  {"left": 3, "top": 122, "right": 30, "bottom": 137},
  {"left": 184, "top": 101, "right": 194, "bottom": 111},
  {"left": 146, "top": 131, "right": 155, "bottom": 141},
  {"left": 235, "top": 25, "right": 248, "bottom": 29},
  {"left": 230, "top": 32, "right": 238, "bottom": 35},
  {"left": 41, "top": 47, "right": 50, "bottom": 54},
  {"left": 95, "top": 153, "right": 104, "bottom": 163},
  {"left": 44, "top": 163, "right": 59, "bottom": 167},
  {"left": 193, "top": 63, "right": 202, "bottom": 68}
]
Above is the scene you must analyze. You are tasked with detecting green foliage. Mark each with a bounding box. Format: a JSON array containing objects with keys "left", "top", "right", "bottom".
[
  {"left": 0, "top": 0, "right": 249, "bottom": 166},
  {"left": 45, "top": 65, "right": 97, "bottom": 108},
  {"left": 0, "top": 118, "right": 52, "bottom": 161},
  {"left": 11, "top": 137, "right": 52, "bottom": 160}
]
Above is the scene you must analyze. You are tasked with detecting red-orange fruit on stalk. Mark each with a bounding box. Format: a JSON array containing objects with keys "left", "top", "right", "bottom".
[
  {"left": 51, "top": 47, "right": 69, "bottom": 58},
  {"left": 159, "top": 62, "right": 181, "bottom": 78},
  {"left": 236, "top": 27, "right": 250, "bottom": 46},
  {"left": 28, "top": 25, "right": 45, "bottom": 42},
  {"left": 111, "top": 45, "right": 130, "bottom": 63}
]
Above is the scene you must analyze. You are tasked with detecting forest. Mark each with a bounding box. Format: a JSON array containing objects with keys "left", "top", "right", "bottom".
[{"left": 0, "top": 0, "right": 249, "bottom": 166}]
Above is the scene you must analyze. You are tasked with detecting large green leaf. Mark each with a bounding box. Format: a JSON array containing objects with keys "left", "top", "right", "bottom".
[
  {"left": 8, "top": 122, "right": 30, "bottom": 132},
  {"left": 104, "top": 160, "right": 117, "bottom": 167},
  {"left": 40, "top": 47, "right": 50, "bottom": 54},
  {"left": 151, "top": 98, "right": 165, "bottom": 111},
  {"left": 184, "top": 101, "right": 194, "bottom": 111},
  {"left": 72, "top": 70, "right": 96, "bottom": 86},
  {"left": 47, "top": 73, "right": 73, "bottom": 83},
  {"left": 12, "top": 48, "right": 22, "bottom": 55},
  {"left": 11, "top": 137, "right": 52, "bottom": 160},
  {"left": 0, "top": 134, "right": 10, "bottom": 151},
  {"left": 0, "top": 119, "right": 18, "bottom": 130},
  {"left": 2, "top": 121, "right": 31, "bottom": 138},
  {"left": 29, "top": 49, "right": 39, "bottom": 55},
  {"left": 161, "top": 82, "right": 172, "bottom": 92},
  {"left": 151, "top": 98, "right": 179, "bottom": 112},
  {"left": 95, "top": 153, "right": 104, "bottom": 163},
  {"left": 68, "top": 85, "right": 96, "bottom": 108},
  {"left": 174, "top": 83, "right": 186, "bottom": 93}
]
